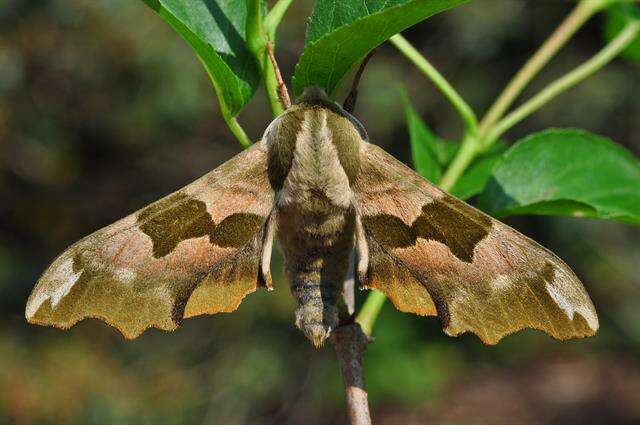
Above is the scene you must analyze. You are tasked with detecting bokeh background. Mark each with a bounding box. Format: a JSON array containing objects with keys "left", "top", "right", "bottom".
[{"left": 2, "top": 0, "right": 640, "bottom": 424}]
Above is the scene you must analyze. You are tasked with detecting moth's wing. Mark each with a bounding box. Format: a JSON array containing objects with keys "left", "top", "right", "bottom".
[
  {"left": 26, "top": 141, "right": 275, "bottom": 339},
  {"left": 353, "top": 143, "right": 598, "bottom": 344}
]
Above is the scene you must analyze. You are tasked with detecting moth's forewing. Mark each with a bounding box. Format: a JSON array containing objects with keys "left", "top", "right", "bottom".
[
  {"left": 25, "top": 142, "right": 274, "bottom": 338},
  {"left": 353, "top": 143, "right": 598, "bottom": 344}
]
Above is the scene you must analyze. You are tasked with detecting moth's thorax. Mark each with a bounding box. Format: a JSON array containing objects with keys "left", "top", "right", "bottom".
[{"left": 263, "top": 90, "right": 365, "bottom": 211}]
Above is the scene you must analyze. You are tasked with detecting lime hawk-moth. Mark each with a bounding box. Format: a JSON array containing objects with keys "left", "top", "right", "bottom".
[{"left": 25, "top": 87, "right": 598, "bottom": 347}]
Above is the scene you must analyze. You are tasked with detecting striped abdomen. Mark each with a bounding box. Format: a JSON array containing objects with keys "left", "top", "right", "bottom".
[
  {"left": 277, "top": 205, "right": 355, "bottom": 347},
  {"left": 264, "top": 95, "right": 364, "bottom": 346}
]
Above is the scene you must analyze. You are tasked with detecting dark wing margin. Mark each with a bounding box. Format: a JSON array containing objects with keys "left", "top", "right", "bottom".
[
  {"left": 353, "top": 142, "right": 598, "bottom": 345},
  {"left": 26, "top": 141, "right": 275, "bottom": 339}
]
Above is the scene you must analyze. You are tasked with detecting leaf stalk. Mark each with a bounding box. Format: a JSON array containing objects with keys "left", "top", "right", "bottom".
[
  {"left": 247, "top": 0, "right": 286, "bottom": 117},
  {"left": 390, "top": 34, "right": 478, "bottom": 132},
  {"left": 356, "top": 290, "right": 387, "bottom": 336},
  {"left": 438, "top": 132, "right": 480, "bottom": 192},
  {"left": 264, "top": 0, "right": 295, "bottom": 41},
  {"left": 478, "top": 0, "right": 610, "bottom": 135},
  {"left": 483, "top": 20, "right": 640, "bottom": 146},
  {"left": 224, "top": 114, "right": 252, "bottom": 148}
]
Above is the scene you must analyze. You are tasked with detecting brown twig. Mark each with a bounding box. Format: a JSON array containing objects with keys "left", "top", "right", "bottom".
[
  {"left": 343, "top": 48, "right": 378, "bottom": 114},
  {"left": 266, "top": 40, "right": 291, "bottom": 109},
  {"left": 331, "top": 321, "right": 372, "bottom": 425},
  {"left": 331, "top": 254, "right": 372, "bottom": 424}
]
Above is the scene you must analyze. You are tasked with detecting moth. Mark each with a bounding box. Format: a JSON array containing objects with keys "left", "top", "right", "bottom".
[{"left": 25, "top": 86, "right": 598, "bottom": 347}]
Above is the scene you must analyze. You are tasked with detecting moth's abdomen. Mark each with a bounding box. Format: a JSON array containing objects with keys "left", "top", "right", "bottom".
[
  {"left": 265, "top": 97, "right": 364, "bottom": 346},
  {"left": 277, "top": 208, "right": 355, "bottom": 347}
]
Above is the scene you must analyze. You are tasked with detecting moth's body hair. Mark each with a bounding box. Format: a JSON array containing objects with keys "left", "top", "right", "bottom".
[
  {"left": 276, "top": 109, "right": 353, "bottom": 210},
  {"left": 296, "top": 86, "right": 369, "bottom": 142},
  {"left": 267, "top": 102, "right": 364, "bottom": 346}
]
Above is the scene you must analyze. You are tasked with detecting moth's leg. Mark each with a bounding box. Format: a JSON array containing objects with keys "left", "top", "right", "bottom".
[
  {"left": 343, "top": 48, "right": 378, "bottom": 114},
  {"left": 354, "top": 214, "right": 370, "bottom": 289},
  {"left": 259, "top": 212, "right": 277, "bottom": 290},
  {"left": 342, "top": 247, "right": 356, "bottom": 315}
]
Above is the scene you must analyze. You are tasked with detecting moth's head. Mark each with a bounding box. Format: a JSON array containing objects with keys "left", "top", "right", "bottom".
[
  {"left": 294, "top": 86, "right": 340, "bottom": 109},
  {"left": 292, "top": 86, "right": 369, "bottom": 141},
  {"left": 295, "top": 85, "right": 331, "bottom": 105}
]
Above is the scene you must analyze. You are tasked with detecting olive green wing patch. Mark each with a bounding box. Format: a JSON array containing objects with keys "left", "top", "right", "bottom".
[
  {"left": 137, "top": 191, "right": 264, "bottom": 258},
  {"left": 353, "top": 143, "right": 598, "bottom": 344},
  {"left": 361, "top": 199, "right": 491, "bottom": 263},
  {"left": 26, "top": 141, "right": 275, "bottom": 339}
]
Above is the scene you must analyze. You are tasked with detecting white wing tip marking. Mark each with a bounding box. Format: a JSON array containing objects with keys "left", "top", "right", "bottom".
[
  {"left": 545, "top": 282, "right": 599, "bottom": 331},
  {"left": 26, "top": 296, "right": 44, "bottom": 319},
  {"left": 26, "top": 257, "right": 83, "bottom": 318}
]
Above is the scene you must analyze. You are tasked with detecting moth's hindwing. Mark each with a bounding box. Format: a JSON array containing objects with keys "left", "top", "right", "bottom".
[
  {"left": 25, "top": 141, "right": 275, "bottom": 339},
  {"left": 353, "top": 143, "right": 598, "bottom": 345}
]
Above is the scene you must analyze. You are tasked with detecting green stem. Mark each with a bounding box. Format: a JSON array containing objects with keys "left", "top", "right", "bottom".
[
  {"left": 390, "top": 34, "right": 478, "bottom": 132},
  {"left": 438, "top": 133, "right": 480, "bottom": 192},
  {"left": 246, "top": 0, "right": 264, "bottom": 58},
  {"left": 199, "top": 64, "right": 251, "bottom": 148},
  {"left": 484, "top": 20, "right": 640, "bottom": 146},
  {"left": 247, "top": 0, "right": 285, "bottom": 117},
  {"left": 264, "top": 0, "right": 295, "bottom": 41},
  {"left": 224, "top": 114, "right": 251, "bottom": 148},
  {"left": 263, "top": 54, "right": 285, "bottom": 116},
  {"left": 478, "top": 0, "right": 608, "bottom": 135},
  {"left": 356, "top": 290, "right": 387, "bottom": 337}
]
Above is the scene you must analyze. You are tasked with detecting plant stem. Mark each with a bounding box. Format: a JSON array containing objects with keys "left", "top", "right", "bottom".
[
  {"left": 390, "top": 34, "right": 478, "bottom": 132},
  {"left": 484, "top": 20, "right": 640, "bottom": 146},
  {"left": 200, "top": 70, "right": 251, "bottom": 147},
  {"left": 224, "top": 113, "right": 251, "bottom": 148},
  {"left": 246, "top": 0, "right": 265, "bottom": 61},
  {"left": 331, "top": 323, "right": 372, "bottom": 425},
  {"left": 438, "top": 133, "right": 480, "bottom": 192},
  {"left": 356, "top": 290, "right": 387, "bottom": 336},
  {"left": 267, "top": 41, "right": 291, "bottom": 109},
  {"left": 247, "top": 0, "right": 285, "bottom": 117},
  {"left": 264, "top": 0, "right": 295, "bottom": 40},
  {"left": 263, "top": 53, "right": 286, "bottom": 116},
  {"left": 478, "top": 0, "right": 608, "bottom": 135}
]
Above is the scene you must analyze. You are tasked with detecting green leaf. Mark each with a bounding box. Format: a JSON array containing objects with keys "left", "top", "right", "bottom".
[
  {"left": 603, "top": 1, "right": 640, "bottom": 61},
  {"left": 292, "top": 0, "right": 468, "bottom": 96},
  {"left": 450, "top": 142, "right": 507, "bottom": 200},
  {"left": 142, "top": 0, "right": 261, "bottom": 116},
  {"left": 402, "top": 92, "right": 457, "bottom": 182},
  {"left": 407, "top": 109, "right": 441, "bottom": 182},
  {"left": 477, "top": 129, "right": 640, "bottom": 224}
]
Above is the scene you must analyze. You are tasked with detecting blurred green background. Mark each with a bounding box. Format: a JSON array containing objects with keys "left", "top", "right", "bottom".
[{"left": 2, "top": 1, "right": 640, "bottom": 424}]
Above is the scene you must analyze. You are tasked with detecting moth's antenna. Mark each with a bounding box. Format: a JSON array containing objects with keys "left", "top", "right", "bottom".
[
  {"left": 266, "top": 41, "right": 291, "bottom": 110},
  {"left": 343, "top": 48, "right": 378, "bottom": 114}
]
